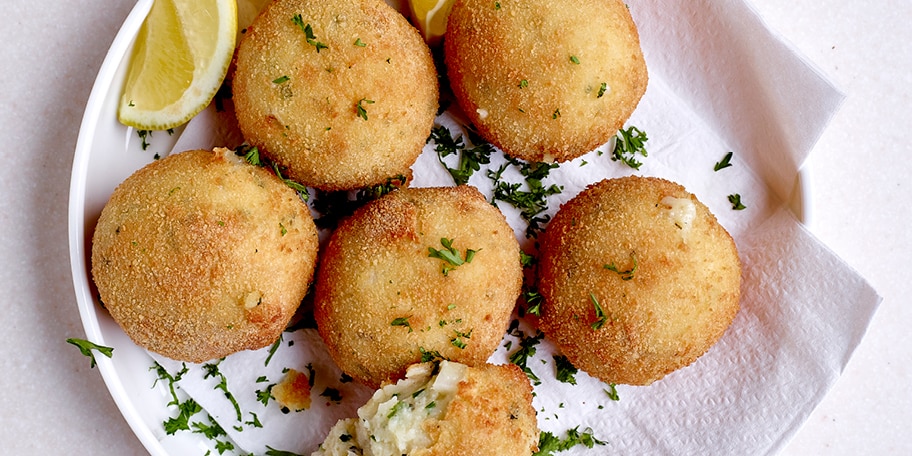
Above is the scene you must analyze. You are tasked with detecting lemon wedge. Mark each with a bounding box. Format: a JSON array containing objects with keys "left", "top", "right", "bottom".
[
  {"left": 118, "top": 0, "right": 238, "bottom": 131},
  {"left": 408, "top": 0, "right": 456, "bottom": 46}
]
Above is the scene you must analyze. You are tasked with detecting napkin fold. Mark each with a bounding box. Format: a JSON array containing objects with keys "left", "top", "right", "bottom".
[{"left": 151, "top": 0, "right": 880, "bottom": 454}]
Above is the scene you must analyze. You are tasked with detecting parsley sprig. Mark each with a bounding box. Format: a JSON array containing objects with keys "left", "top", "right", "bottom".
[
  {"left": 428, "top": 125, "right": 494, "bottom": 185},
  {"left": 292, "top": 15, "right": 328, "bottom": 52},
  {"left": 428, "top": 237, "right": 478, "bottom": 276},
  {"left": 66, "top": 338, "right": 113, "bottom": 368},
  {"left": 611, "top": 125, "right": 649, "bottom": 170},
  {"left": 488, "top": 158, "right": 563, "bottom": 238},
  {"left": 533, "top": 427, "right": 607, "bottom": 456}
]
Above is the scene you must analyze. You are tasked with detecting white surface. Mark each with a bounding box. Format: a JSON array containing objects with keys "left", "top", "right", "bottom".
[{"left": 0, "top": 1, "right": 908, "bottom": 455}]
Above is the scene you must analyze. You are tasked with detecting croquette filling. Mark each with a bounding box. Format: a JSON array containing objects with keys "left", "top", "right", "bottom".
[
  {"left": 660, "top": 196, "right": 696, "bottom": 243},
  {"left": 314, "top": 361, "right": 467, "bottom": 455}
]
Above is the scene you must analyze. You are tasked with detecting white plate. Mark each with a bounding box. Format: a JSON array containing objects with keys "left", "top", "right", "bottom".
[{"left": 69, "top": 1, "right": 817, "bottom": 455}]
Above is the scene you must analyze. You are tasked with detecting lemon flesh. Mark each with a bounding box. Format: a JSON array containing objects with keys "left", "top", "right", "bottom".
[
  {"left": 408, "top": 0, "right": 455, "bottom": 46},
  {"left": 118, "top": 0, "right": 237, "bottom": 131}
]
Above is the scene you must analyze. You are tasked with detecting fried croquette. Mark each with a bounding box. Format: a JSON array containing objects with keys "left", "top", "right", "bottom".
[
  {"left": 91, "top": 148, "right": 319, "bottom": 363},
  {"left": 314, "top": 186, "right": 522, "bottom": 388},
  {"left": 233, "top": 0, "right": 438, "bottom": 191},
  {"left": 537, "top": 176, "right": 741, "bottom": 385},
  {"left": 313, "top": 361, "right": 538, "bottom": 455},
  {"left": 444, "top": 0, "right": 648, "bottom": 163}
]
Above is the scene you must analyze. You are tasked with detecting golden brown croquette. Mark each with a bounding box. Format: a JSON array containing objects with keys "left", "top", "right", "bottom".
[
  {"left": 444, "top": 0, "right": 648, "bottom": 163},
  {"left": 91, "top": 148, "right": 319, "bottom": 363},
  {"left": 314, "top": 186, "right": 522, "bottom": 388},
  {"left": 537, "top": 176, "right": 741, "bottom": 385},
  {"left": 313, "top": 361, "right": 538, "bottom": 455},
  {"left": 233, "top": 0, "right": 438, "bottom": 191}
]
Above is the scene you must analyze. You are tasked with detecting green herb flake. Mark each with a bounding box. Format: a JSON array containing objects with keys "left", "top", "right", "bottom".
[
  {"left": 507, "top": 323, "right": 545, "bottom": 385},
  {"left": 354, "top": 38, "right": 366, "bottom": 47},
  {"left": 356, "top": 98, "right": 375, "bottom": 120},
  {"left": 589, "top": 293, "right": 607, "bottom": 330},
  {"left": 603, "top": 252, "right": 637, "bottom": 280},
  {"left": 293, "top": 16, "right": 328, "bottom": 53},
  {"left": 597, "top": 82, "right": 608, "bottom": 98},
  {"left": 611, "top": 125, "right": 649, "bottom": 170},
  {"left": 66, "top": 338, "right": 113, "bottom": 368},
  {"left": 519, "top": 79, "right": 529, "bottom": 89},
  {"left": 729, "top": 193, "right": 747, "bottom": 210},
  {"left": 321, "top": 387, "right": 343, "bottom": 403},
  {"left": 488, "top": 159, "right": 562, "bottom": 238},
  {"left": 570, "top": 55, "right": 580, "bottom": 65},
  {"left": 163, "top": 398, "right": 202, "bottom": 435},
  {"left": 202, "top": 360, "right": 243, "bottom": 422},
  {"left": 605, "top": 383, "right": 620, "bottom": 401},
  {"left": 553, "top": 355, "right": 578, "bottom": 385},
  {"left": 428, "top": 237, "right": 479, "bottom": 276},
  {"left": 428, "top": 125, "right": 494, "bottom": 186},
  {"left": 419, "top": 346, "right": 446, "bottom": 363},
  {"left": 387, "top": 400, "right": 409, "bottom": 419},
  {"left": 714, "top": 151, "right": 734, "bottom": 171},
  {"left": 533, "top": 427, "right": 607, "bottom": 456},
  {"left": 391, "top": 316, "right": 413, "bottom": 333},
  {"left": 273, "top": 75, "right": 290, "bottom": 84}
]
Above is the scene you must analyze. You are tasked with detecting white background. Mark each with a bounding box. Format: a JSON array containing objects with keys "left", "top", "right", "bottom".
[{"left": 1, "top": 0, "right": 908, "bottom": 454}]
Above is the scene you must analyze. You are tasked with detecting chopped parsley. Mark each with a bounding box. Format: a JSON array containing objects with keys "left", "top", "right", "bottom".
[
  {"left": 264, "top": 336, "right": 284, "bottom": 367},
  {"left": 356, "top": 98, "right": 375, "bottom": 120},
  {"left": 292, "top": 16, "right": 328, "bottom": 53},
  {"left": 450, "top": 329, "right": 473, "bottom": 349},
  {"left": 150, "top": 361, "right": 189, "bottom": 406},
  {"left": 569, "top": 55, "right": 580, "bottom": 65},
  {"left": 552, "top": 355, "right": 579, "bottom": 385},
  {"left": 354, "top": 38, "right": 366, "bottom": 47},
  {"left": 387, "top": 400, "right": 409, "bottom": 419},
  {"left": 533, "top": 427, "right": 607, "bottom": 456},
  {"left": 507, "top": 322, "right": 544, "bottom": 385},
  {"left": 66, "top": 338, "right": 113, "bottom": 368},
  {"left": 321, "top": 387, "right": 343, "bottom": 403},
  {"left": 202, "top": 360, "right": 243, "bottom": 422},
  {"left": 603, "top": 252, "right": 637, "bottom": 280},
  {"left": 428, "top": 125, "right": 494, "bottom": 186},
  {"left": 589, "top": 293, "right": 608, "bottom": 330},
  {"left": 611, "top": 125, "right": 649, "bottom": 170},
  {"left": 428, "top": 237, "right": 478, "bottom": 276},
  {"left": 489, "top": 158, "right": 563, "bottom": 238},
  {"left": 597, "top": 82, "right": 608, "bottom": 98},
  {"left": 605, "top": 383, "right": 621, "bottom": 401},
  {"left": 272, "top": 75, "right": 290, "bottom": 84},
  {"left": 728, "top": 193, "right": 747, "bottom": 210},
  {"left": 311, "top": 174, "right": 406, "bottom": 230},
  {"left": 163, "top": 398, "right": 202, "bottom": 435},
  {"left": 523, "top": 289, "right": 544, "bottom": 316},
  {"left": 714, "top": 151, "right": 734, "bottom": 171},
  {"left": 419, "top": 346, "right": 446, "bottom": 363},
  {"left": 391, "top": 316, "right": 413, "bottom": 333}
]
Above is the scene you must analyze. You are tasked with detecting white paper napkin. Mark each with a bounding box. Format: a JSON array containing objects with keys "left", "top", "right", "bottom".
[{"left": 152, "top": 0, "right": 881, "bottom": 454}]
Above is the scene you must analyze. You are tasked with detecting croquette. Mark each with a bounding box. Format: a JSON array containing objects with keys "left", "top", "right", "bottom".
[
  {"left": 313, "top": 361, "right": 538, "bottom": 455},
  {"left": 91, "top": 148, "right": 319, "bottom": 363},
  {"left": 444, "top": 0, "right": 648, "bottom": 163},
  {"left": 233, "top": 0, "right": 438, "bottom": 191},
  {"left": 537, "top": 176, "right": 741, "bottom": 385},
  {"left": 314, "top": 186, "right": 523, "bottom": 388}
]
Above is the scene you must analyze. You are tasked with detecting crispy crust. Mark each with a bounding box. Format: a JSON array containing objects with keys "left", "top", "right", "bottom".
[
  {"left": 314, "top": 186, "right": 523, "bottom": 388},
  {"left": 233, "top": 0, "right": 438, "bottom": 190},
  {"left": 420, "top": 363, "right": 538, "bottom": 455},
  {"left": 444, "top": 0, "right": 648, "bottom": 163},
  {"left": 537, "top": 176, "right": 741, "bottom": 385},
  {"left": 91, "top": 148, "right": 319, "bottom": 363}
]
